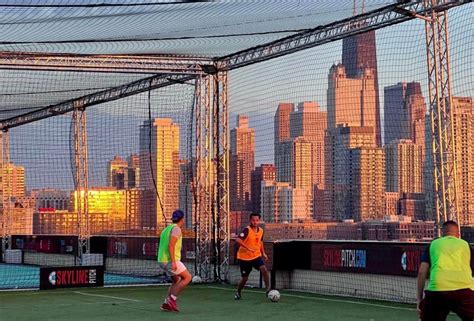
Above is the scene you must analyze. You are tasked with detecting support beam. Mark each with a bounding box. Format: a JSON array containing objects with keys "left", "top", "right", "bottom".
[
  {"left": 423, "top": 0, "right": 460, "bottom": 233},
  {"left": 194, "top": 70, "right": 230, "bottom": 282},
  {"left": 217, "top": 0, "right": 465, "bottom": 71},
  {"left": 0, "top": 74, "right": 195, "bottom": 130},
  {"left": 213, "top": 71, "right": 230, "bottom": 281},
  {"left": 72, "top": 109, "right": 90, "bottom": 258},
  {"left": 194, "top": 75, "right": 214, "bottom": 281},
  {"left": 0, "top": 52, "right": 213, "bottom": 75},
  {"left": 1, "top": 131, "right": 10, "bottom": 262}
]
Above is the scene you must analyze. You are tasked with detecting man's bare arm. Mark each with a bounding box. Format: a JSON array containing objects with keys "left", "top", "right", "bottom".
[{"left": 416, "top": 262, "right": 430, "bottom": 314}]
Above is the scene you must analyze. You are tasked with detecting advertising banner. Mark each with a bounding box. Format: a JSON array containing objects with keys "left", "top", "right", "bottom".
[{"left": 40, "top": 266, "right": 104, "bottom": 290}]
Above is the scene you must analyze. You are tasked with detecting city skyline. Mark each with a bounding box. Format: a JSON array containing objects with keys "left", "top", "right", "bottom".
[
  {"left": 5, "top": 91, "right": 472, "bottom": 224},
  {"left": 2, "top": 13, "right": 472, "bottom": 237},
  {"left": 2, "top": 92, "right": 472, "bottom": 238}
]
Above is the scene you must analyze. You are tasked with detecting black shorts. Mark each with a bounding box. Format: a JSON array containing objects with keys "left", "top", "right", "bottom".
[
  {"left": 239, "top": 257, "right": 265, "bottom": 277},
  {"left": 420, "top": 289, "right": 474, "bottom": 321}
]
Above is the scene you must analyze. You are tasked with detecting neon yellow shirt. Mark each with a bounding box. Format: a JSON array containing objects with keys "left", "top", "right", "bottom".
[
  {"left": 427, "top": 236, "right": 473, "bottom": 291},
  {"left": 157, "top": 224, "right": 182, "bottom": 263}
]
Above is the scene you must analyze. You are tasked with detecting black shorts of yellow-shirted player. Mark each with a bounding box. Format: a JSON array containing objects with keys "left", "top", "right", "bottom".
[
  {"left": 157, "top": 209, "right": 192, "bottom": 312},
  {"left": 234, "top": 212, "right": 271, "bottom": 300}
]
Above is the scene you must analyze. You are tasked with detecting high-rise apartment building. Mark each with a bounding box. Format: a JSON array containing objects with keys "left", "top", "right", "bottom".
[
  {"left": 139, "top": 118, "right": 180, "bottom": 229},
  {"left": 453, "top": 97, "right": 474, "bottom": 226},
  {"left": 424, "top": 97, "right": 474, "bottom": 226},
  {"left": 384, "top": 82, "right": 426, "bottom": 146},
  {"left": 385, "top": 139, "right": 423, "bottom": 194},
  {"left": 274, "top": 103, "right": 295, "bottom": 182},
  {"left": 349, "top": 147, "right": 386, "bottom": 221},
  {"left": 325, "top": 125, "right": 376, "bottom": 220},
  {"left": 179, "top": 160, "right": 193, "bottom": 229},
  {"left": 107, "top": 155, "right": 129, "bottom": 189},
  {"left": 251, "top": 164, "right": 276, "bottom": 214},
  {"left": 277, "top": 138, "right": 313, "bottom": 190},
  {"left": 2, "top": 163, "right": 25, "bottom": 198},
  {"left": 127, "top": 154, "right": 140, "bottom": 188},
  {"left": 327, "top": 64, "right": 377, "bottom": 138},
  {"left": 290, "top": 102, "right": 327, "bottom": 189},
  {"left": 261, "top": 180, "right": 312, "bottom": 223},
  {"left": 230, "top": 115, "right": 255, "bottom": 211},
  {"left": 342, "top": 29, "right": 381, "bottom": 146}
]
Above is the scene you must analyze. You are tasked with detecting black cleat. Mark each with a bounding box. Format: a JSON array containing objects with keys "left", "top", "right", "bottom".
[{"left": 234, "top": 292, "right": 242, "bottom": 300}]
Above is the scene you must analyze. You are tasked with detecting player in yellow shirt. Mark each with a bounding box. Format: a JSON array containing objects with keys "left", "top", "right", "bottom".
[
  {"left": 417, "top": 220, "right": 474, "bottom": 321},
  {"left": 157, "top": 210, "right": 191, "bottom": 312},
  {"left": 234, "top": 213, "right": 271, "bottom": 300}
]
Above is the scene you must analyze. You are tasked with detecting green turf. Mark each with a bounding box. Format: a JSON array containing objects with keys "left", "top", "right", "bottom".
[{"left": 0, "top": 285, "right": 460, "bottom": 321}]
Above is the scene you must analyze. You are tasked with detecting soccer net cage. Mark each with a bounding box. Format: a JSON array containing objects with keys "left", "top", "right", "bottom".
[{"left": 0, "top": 0, "right": 472, "bottom": 304}]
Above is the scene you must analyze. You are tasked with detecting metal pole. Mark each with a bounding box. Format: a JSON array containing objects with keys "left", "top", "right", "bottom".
[{"left": 423, "top": 0, "right": 459, "bottom": 236}]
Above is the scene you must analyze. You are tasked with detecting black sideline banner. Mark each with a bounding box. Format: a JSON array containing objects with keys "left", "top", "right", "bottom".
[{"left": 40, "top": 266, "right": 104, "bottom": 290}]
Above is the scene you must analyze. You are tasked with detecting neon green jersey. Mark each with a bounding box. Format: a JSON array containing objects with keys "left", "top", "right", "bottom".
[
  {"left": 426, "top": 236, "right": 473, "bottom": 291},
  {"left": 157, "top": 224, "right": 182, "bottom": 263}
]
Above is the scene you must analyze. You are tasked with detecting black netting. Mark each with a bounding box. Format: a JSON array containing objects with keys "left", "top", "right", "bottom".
[
  {"left": 0, "top": 1, "right": 471, "bottom": 310},
  {"left": 0, "top": 0, "right": 394, "bottom": 55}
]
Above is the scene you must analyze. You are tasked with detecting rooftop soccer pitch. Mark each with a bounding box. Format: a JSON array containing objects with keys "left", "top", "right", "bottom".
[{"left": 0, "top": 284, "right": 459, "bottom": 321}]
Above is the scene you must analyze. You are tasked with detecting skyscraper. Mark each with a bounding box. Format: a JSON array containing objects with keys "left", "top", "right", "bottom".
[
  {"left": 384, "top": 82, "right": 426, "bottom": 146},
  {"left": 290, "top": 102, "right": 327, "bottom": 189},
  {"left": 274, "top": 103, "right": 294, "bottom": 145},
  {"left": 179, "top": 159, "right": 193, "bottom": 229},
  {"left": 277, "top": 138, "right": 313, "bottom": 190},
  {"left": 325, "top": 125, "right": 378, "bottom": 221},
  {"left": 349, "top": 147, "right": 385, "bottom": 221},
  {"left": 452, "top": 97, "right": 474, "bottom": 226},
  {"left": 424, "top": 116, "right": 434, "bottom": 221},
  {"left": 424, "top": 97, "right": 474, "bottom": 226},
  {"left": 261, "top": 180, "right": 312, "bottom": 223},
  {"left": 251, "top": 164, "right": 276, "bottom": 214},
  {"left": 2, "top": 163, "right": 25, "bottom": 199},
  {"left": 327, "top": 64, "right": 377, "bottom": 136},
  {"left": 230, "top": 115, "right": 255, "bottom": 211},
  {"left": 385, "top": 139, "right": 424, "bottom": 194},
  {"left": 139, "top": 118, "right": 180, "bottom": 229},
  {"left": 127, "top": 154, "right": 140, "bottom": 188},
  {"left": 342, "top": 29, "right": 381, "bottom": 146},
  {"left": 107, "top": 155, "right": 129, "bottom": 189},
  {"left": 274, "top": 103, "right": 295, "bottom": 181}
]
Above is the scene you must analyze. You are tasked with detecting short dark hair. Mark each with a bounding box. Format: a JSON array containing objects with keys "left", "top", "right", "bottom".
[
  {"left": 172, "top": 209, "right": 185, "bottom": 223},
  {"left": 442, "top": 220, "right": 459, "bottom": 234},
  {"left": 172, "top": 217, "right": 183, "bottom": 223},
  {"left": 249, "top": 213, "right": 261, "bottom": 220}
]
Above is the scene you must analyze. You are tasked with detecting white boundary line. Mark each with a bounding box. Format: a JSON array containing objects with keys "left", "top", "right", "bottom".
[
  {"left": 0, "top": 301, "right": 133, "bottom": 309},
  {"left": 206, "top": 286, "right": 416, "bottom": 312},
  {"left": 74, "top": 291, "right": 141, "bottom": 302}
]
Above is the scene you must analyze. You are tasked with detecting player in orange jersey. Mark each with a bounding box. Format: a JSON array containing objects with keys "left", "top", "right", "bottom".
[{"left": 234, "top": 213, "right": 270, "bottom": 300}]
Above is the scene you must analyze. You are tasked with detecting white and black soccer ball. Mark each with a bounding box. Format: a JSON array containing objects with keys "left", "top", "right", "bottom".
[
  {"left": 192, "top": 275, "right": 202, "bottom": 284},
  {"left": 267, "top": 289, "right": 280, "bottom": 302}
]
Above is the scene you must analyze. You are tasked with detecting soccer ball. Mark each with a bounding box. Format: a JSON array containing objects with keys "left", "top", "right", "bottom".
[
  {"left": 267, "top": 290, "right": 280, "bottom": 302},
  {"left": 192, "top": 275, "right": 202, "bottom": 284}
]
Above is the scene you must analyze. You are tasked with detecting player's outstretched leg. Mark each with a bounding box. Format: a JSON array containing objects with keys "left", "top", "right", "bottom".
[
  {"left": 259, "top": 265, "right": 271, "bottom": 296},
  {"left": 235, "top": 275, "right": 249, "bottom": 300},
  {"left": 167, "top": 268, "right": 192, "bottom": 311}
]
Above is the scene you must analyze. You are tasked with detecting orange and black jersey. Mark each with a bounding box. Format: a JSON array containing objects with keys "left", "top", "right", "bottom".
[{"left": 237, "top": 226, "right": 264, "bottom": 261}]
